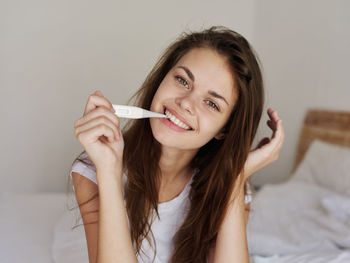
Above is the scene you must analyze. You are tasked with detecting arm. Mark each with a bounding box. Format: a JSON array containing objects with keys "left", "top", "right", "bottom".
[
  {"left": 73, "top": 90, "right": 135, "bottom": 262},
  {"left": 208, "top": 108, "right": 285, "bottom": 262},
  {"left": 209, "top": 178, "right": 249, "bottom": 263},
  {"left": 72, "top": 172, "right": 100, "bottom": 263},
  {"left": 96, "top": 167, "right": 137, "bottom": 263}
]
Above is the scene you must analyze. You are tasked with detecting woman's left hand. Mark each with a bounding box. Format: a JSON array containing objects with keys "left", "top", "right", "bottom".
[{"left": 243, "top": 108, "right": 285, "bottom": 180}]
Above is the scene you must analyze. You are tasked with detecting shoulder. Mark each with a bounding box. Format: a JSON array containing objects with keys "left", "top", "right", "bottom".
[{"left": 70, "top": 152, "right": 128, "bottom": 195}]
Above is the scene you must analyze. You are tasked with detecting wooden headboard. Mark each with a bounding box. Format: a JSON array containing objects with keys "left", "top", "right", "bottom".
[{"left": 292, "top": 108, "right": 350, "bottom": 173}]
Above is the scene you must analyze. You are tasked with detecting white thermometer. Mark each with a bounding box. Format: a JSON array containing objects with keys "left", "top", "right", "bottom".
[{"left": 112, "top": 104, "right": 167, "bottom": 119}]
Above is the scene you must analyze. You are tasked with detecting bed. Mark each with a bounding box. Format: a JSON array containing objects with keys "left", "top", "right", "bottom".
[
  {"left": 248, "top": 108, "right": 350, "bottom": 262},
  {"left": 1, "top": 108, "right": 349, "bottom": 263},
  {"left": 0, "top": 191, "right": 68, "bottom": 262},
  {"left": 0, "top": 187, "right": 89, "bottom": 263}
]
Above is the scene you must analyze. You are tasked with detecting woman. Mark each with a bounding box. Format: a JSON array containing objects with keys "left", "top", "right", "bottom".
[{"left": 71, "top": 26, "right": 285, "bottom": 263}]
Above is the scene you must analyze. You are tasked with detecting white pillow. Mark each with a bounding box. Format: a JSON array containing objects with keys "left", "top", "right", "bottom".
[{"left": 291, "top": 139, "right": 350, "bottom": 196}]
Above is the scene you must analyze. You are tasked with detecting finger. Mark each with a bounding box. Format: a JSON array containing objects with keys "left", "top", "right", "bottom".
[
  {"left": 267, "top": 109, "right": 277, "bottom": 131},
  {"left": 267, "top": 120, "right": 276, "bottom": 130},
  {"left": 94, "top": 90, "right": 104, "bottom": 97},
  {"left": 267, "top": 108, "right": 281, "bottom": 123},
  {"left": 77, "top": 122, "right": 117, "bottom": 145},
  {"left": 276, "top": 119, "right": 285, "bottom": 144},
  {"left": 75, "top": 115, "right": 120, "bottom": 141},
  {"left": 258, "top": 119, "right": 285, "bottom": 159},
  {"left": 272, "top": 119, "right": 285, "bottom": 147},
  {"left": 267, "top": 108, "right": 274, "bottom": 120},
  {"left": 262, "top": 119, "right": 282, "bottom": 147},
  {"left": 75, "top": 105, "right": 120, "bottom": 130},
  {"left": 267, "top": 118, "right": 280, "bottom": 132},
  {"left": 83, "top": 92, "right": 115, "bottom": 115},
  {"left": 267, "top": 109, "right": 282, "bottom": 135},
  {"left": 76, "top": 105, "right": 119, "bottom": 127},
  {"left": 272, "top": 124, "right": 285, "bottom": 156}
]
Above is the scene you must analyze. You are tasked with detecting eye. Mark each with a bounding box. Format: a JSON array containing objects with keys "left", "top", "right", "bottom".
[
  {"left": 175, "top": 76, "right": 190, "bottom": 89},
  {"left": 206, "top": 100, "right": 219, "bottom": 111}
]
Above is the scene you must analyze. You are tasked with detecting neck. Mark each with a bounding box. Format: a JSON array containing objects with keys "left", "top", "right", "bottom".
[{"left": 158, "top": 146, "right": 198, "bottom": 185}]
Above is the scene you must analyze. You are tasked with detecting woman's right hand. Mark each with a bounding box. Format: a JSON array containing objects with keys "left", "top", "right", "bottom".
[{"left": 74, "top": 90, "right": 124, "bottom": 173}]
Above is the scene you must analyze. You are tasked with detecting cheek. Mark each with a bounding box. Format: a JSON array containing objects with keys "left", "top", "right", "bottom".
[
  {"left": 151, "top": 87, "right": 176, "bottom": 110},
  {"left": 150, "top": 94, "right": 158, "bottom": 112},
  {"left": 150, "top": 87, "right": 165, "bottom": 111},
  {"left": 199, "top": 115, "right": 226, "bottom": 138}
]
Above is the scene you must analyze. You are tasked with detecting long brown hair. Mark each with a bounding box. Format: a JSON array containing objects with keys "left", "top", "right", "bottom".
[{"left": 71, "top": 25, "right": 264, "bottom": 262}]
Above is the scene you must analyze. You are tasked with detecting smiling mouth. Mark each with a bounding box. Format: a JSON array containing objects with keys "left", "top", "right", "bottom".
[{"left": 163, "top": 107, "right": 193, "bottom": 130}]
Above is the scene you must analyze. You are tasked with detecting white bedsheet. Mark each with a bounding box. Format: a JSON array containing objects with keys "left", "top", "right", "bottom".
[
  {"left": 2, "top": 181, "right": 350, "bottom": 262},
  {"left": 51, "top": 200, "right": 89, "bottom": 263},
  {"left": 247, "top": 180, "right": 350, "bottom": 262},
  {"left": 251, "top": 250, "right": 350, "bottom": 263},
  {"left": 0, "top": 191, "right": 68, "bottom": 263}
]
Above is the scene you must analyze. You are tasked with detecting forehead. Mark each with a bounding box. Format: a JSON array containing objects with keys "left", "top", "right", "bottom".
[{"left": 174, "top": 48, "right": 237, "bottom": 106}]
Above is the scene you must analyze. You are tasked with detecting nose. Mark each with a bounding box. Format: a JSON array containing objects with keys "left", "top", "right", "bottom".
[{"left": 175, "top": 94, "right": 195, "bottom": 115}]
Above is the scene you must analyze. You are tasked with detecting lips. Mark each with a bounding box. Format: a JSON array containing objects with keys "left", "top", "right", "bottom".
[{"left": 163, "top": 106, "right": 194, "bottom": 130}]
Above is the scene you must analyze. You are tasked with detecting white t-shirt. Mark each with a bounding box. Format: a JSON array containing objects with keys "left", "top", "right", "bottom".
[{"left": 70, "top": 152, "right": 253, "bottom": 263}]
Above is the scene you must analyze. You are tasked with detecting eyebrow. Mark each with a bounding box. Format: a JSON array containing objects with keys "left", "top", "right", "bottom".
[
  {"left": 177, "top": 66, "right": 229, "bottom": 106},
  {"left": 177, "top": 66, "right": 195, "bottom": 82},
  {"left": 208, "top": 90, "right": 229, "bottom": 106}
]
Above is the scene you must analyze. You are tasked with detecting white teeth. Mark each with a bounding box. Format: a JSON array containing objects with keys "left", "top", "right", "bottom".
[{"left": 165, "top": 109, "right": 191, "bottom": 130}]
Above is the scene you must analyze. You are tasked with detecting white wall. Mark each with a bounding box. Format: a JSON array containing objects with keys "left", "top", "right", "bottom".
[
  {"left": 250, "top": 0, "right": 350, "bottom": 186},
  {"left": 4, "top": 0, "right": 348, "bottom": 193},
  {"left": 0, "top": 0, "right": 255, "bottom": 193}
]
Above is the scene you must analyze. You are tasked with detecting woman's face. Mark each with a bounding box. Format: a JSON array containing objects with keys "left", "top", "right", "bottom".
[{"left": 150, "top": 47, "right": 238, "bottom": 150}]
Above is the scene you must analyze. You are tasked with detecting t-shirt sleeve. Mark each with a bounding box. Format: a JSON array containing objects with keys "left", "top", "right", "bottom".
[
  {"left": 70, "top": 151, "right": 97, "bottom": 185},
  {"left": 70, "top": 151, "right": 127, "bottom": 195}
]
